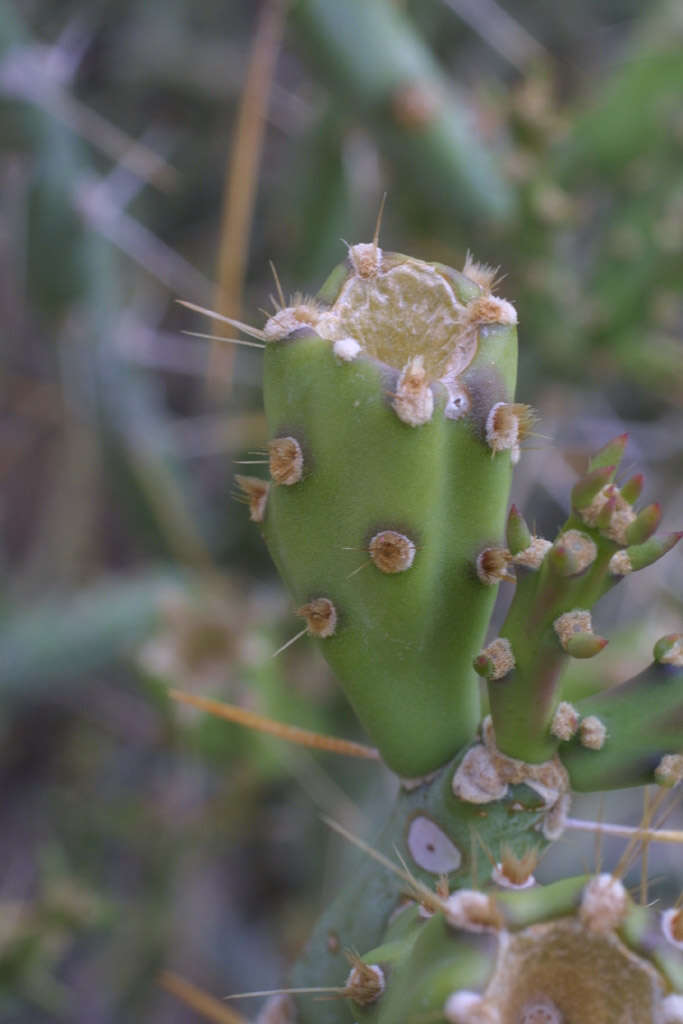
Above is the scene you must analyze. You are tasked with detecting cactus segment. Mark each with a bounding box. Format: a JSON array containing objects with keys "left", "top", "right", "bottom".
[{"left": 259, "top": 248, "right": 518, "bottom": 776}]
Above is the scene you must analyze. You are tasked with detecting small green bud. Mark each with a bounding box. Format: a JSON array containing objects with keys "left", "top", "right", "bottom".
[
  {"left": 506, "top": 504, "right": 532, "bottom": 555},
  {"left": 620, "top": 472, "right": 644, "bottom": 504},
  {"left": 653, "top": 633, "right": 683, "bottom": 666},
  {"left": 565, "top": 633, "right": 609, "bottom": 659},
  {"left": 588, "top": 433, "right": 628, "bottom": 472},
  {"left": 626, "top": 531, "right": 683, "bottom": 571},
  {"left": 571, "top": 465, "right": 615, "bottom": 510},
  {"left": 625, "top": 502, "right": 661, "bottom": 545}
]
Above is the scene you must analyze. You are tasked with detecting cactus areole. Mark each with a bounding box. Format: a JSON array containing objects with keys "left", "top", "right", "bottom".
[{"left": 261, "top": 244, "right": 518, "bottom": 777}]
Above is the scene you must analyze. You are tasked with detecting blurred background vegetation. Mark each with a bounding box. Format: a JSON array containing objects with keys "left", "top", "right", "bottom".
[{"left": 1, "top": 0, "right": 681, "bottom": 1020}]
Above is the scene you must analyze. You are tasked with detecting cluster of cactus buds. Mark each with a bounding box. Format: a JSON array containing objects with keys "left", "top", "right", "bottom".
[{"left": 193, "top": 240, "right": 683, "bottom": 1023}]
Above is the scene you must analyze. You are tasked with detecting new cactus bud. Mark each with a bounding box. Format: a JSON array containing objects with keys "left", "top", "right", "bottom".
[
  {"left": 620, "top": 472, "right": 645, "bottom": 504},
  {"left": 588, "top": 433, "right": 628, "bottom": 472},
  {"left": 571, "top": 465, "right": 615, "bottom": 509},
  {"left": 506, "top": 504, "right": 532, "bottom": 555},
  {"left": 625, "top": 531, "right": 683, "bottom": 571},
  {"left": 625, "top": 502, "right": 662, "bottom": 544}
]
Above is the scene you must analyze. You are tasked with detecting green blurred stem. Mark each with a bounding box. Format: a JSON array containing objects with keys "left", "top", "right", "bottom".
[
  {"left": 560, "top": 660, "right": 683, "bottom": 791},
  {"left": 292, "top": 0, "right": 514, "bottom": 223}
]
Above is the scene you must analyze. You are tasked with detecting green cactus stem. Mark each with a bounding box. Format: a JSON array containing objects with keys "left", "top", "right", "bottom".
[
  {"left": 259, "top": 245, "right": 518, "bottom": 777},
  {"left": 292, "top": 0, "right": 514, "bottom": 223}
]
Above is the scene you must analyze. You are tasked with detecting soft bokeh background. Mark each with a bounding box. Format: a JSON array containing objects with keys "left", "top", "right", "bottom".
[{"left": 1, "top": 0, "right": 682, "bottom": 1020}]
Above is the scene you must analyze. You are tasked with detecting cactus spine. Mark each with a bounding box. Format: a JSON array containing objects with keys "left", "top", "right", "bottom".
[{"left": 213, "top": 241, "right": 682, "bottom": 1023}]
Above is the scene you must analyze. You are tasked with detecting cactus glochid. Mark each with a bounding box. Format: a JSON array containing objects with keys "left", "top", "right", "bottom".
[{"left": 194, "top": 239, "right": 683, "bottom": 1023}]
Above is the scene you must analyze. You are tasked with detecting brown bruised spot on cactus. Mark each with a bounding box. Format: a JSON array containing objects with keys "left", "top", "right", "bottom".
[
  {"left": 655, "top": 754, "right": 683, "bottom": 787},
  {"left": 391, "top": 354, "right": 434, "bottom": 426},
  {"left": 608, "top": 549, "right": 633, "bottom": 576},
  {"left": 579, "top": 715, "right": 607, "bottom": 750},
  {"left": 579, "top": 874, "right": 628, "bottom": 933},
  {"left": 550, "top": 702, "right": 580, "bottom": 742},
  {"left": 662, "top": 908, "right": 683, "bottom": 950},
  {"left": 476, "top": 547, "right": 514, "bottom": 586},
  {"left": 234, "top": 474, "right": 269, "bottom": 522},
  {"left": 445, "top": 889, "right": 504, "bottom": 933},
  {"left": 268, "top": 436, "right": 303, "bottom": 485},
  {"left": 405, "top": 814, "right": 462, "bottom": 875},
  {"left": 511, "top": 536, "right": 552, "bottom": 570},
  {"left": 485, "top": 403, "right": 536, "bottom": 464},
  {"left": 578, "top": 483, "right": 636, "bottom": 543},
  {"left": 367, "top": 530, "right": 416, "bottom": 573},
  {"left": 491, "top": 845, "right": 538, "bottom": 890},
  {"left": 475, "top": 638, "right": 516, "bottom": 680},
  {"left": 444, "top": 990, "right": 500, "bottom": 1024},
  {"left": 295, "top": 597, "right": 337, "bottom": 638},
  {"left": 343, "top": 957, "right": 385, "bottom": 1005}
]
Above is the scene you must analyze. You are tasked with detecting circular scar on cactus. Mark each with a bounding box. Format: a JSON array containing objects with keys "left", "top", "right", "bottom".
[
  {"left": 289, "top": 247, "right": 517, "bottom": 410},
  {"left": 452, "top": 717, "right": 570, "bottom": 839},
  {"left": 406, "top": 814, "right": 462, "bottom": 874},
  {"left": 368, "top": 529, "right": 416, "bottom": 574}
]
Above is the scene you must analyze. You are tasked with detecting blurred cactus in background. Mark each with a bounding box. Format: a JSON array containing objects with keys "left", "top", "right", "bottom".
[{"left": 0, "top": 0, "right": 681, "bottom": 1021}]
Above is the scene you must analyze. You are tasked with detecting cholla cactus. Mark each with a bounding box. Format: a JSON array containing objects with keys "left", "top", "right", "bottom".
[{"left": 191, "top": 241, "right": 682, "bottom": 1024}]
